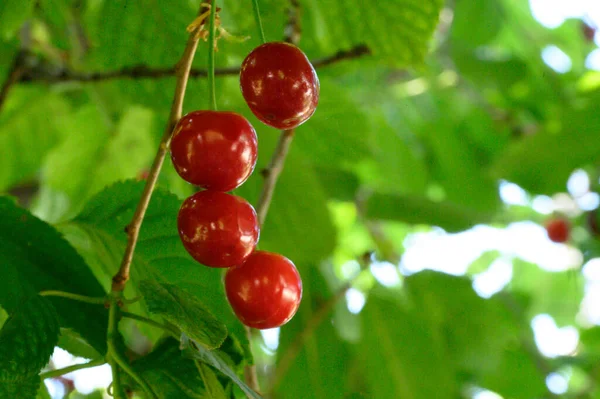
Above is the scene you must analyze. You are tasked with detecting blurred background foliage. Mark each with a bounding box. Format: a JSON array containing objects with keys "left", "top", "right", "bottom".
[{"left": 2, "top": 0, "right": 600, "bottom": 398}]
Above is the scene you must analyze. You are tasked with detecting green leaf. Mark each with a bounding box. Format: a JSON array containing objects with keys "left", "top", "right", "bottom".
[
  {"left": 405, "top": 271, "right": 547, "bottom": 398},
  {"left": 0, "top": 88, "right": 71, "bottom": 192},
  {"left": 359, "top": 289, "right": 457, "bottom": 399},
  {"left": 423, "top": 111, "right": 501, "bottom": 212},
  {"left": 0, "top": 306, "right": 7, "bottom": 329},
  {"left": 361, "top": 108, "right": 429, "bottom": 195},
  {"left": 57, "top": 328, "right": 101, "bottom": 360},
  {"left": 364, "top": 192, "right": 493, "bottom": 232},
  {"left": 294, "top": 79, "right": 371, "bottom": 166},
  {"left": 450, "top": 0, "right": 504, "bottom": 47},
  {"left": 39, "top": 105, "right": 154, "bottom": 220},
  {"left": 490, "top": 104, "right": 600, "bottom": 194},
  {"left": 183, "top": 335, "right": 262, "bottom": 399},
  {"left": 0, "top": 296, "right": 59, "bottom": 399},
  {"left": 197, "top": 362, "right": 228, "bottom": 399},
  {"left": 510, "top": 259, "right": 584, "bottom": 326},
  {"left": 84, "top": 1, "right": 197, "bottom": 69},
  {"left": 275, "top": 266, "right": 352, "bottom": 399},
  {"left": 37, "top": 0, "right": 74, "bottom": 50},
  {"left": 0, "top": 0, "right": 35, "bottom": 39},
  {"left": 0, "top": 197, "right": 108, "bottom": 353},
  {"left": 480, "top": 348, "right": 548, "bottom": 399},
  {"left": 315, "top": 167, "right": 360, "bottom": 202},
  {"left": 300, "top": 0, "right": 443, "bottom": 66},
  {"left": 36, "top": 382, "right": 52, "bottom": 399},
  {"left": 140, "top": 280, "right": 227, "bottom": 350},
  {"left": 126, "top": 338, "right": 224, "bottom": 399},
  {"left": 0, "top": 376, "right": 40, "bottom": 399}
]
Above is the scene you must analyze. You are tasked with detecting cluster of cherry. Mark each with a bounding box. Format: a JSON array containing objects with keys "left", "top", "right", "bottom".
[{"left": 171, "top": 42, "right": 319, "bottom": 329}]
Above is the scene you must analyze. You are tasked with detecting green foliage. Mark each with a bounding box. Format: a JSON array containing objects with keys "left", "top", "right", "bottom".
[
  {"left": 0, "top": 197, "right": 107, "bottom": 353},
  {"left": 57, "top": 328, "right": 101, "bottom": 360},
  {"left": 299, "top": 0, "right": 443, "bottom": 65},
  {"left": 1, "top": 0, "right": 599, "bottom": 397},
  {"left": 359, "top": 289, "right": 457, "bottom": 399},
  {"left": 275, "top": 266, "right": 352, "bottom": 398},
  {"left": 140, "top": 280, "right": 227, "bottom": 349},
  {"left": 126, "top": 339, "right": 223, "bottom": 398},
  {"left": 405, "top": 271, "right": 547, "bottom": 398},
  {"left": 63, "top": 180, "right": 250, "bottom": 350},
  {"left": 365, "top": 192, "right": 492, "bottom": 232},
  {"left": 490, "top": 103, "right": 600, "bottom": 194},
  {"left": 0, "top": 296, "right": 59, "bottom": 399},
  {"left": 183, "top": 334, "right": 262, "bottom": 399},
  {"left": 0, "top": 0, "right": 35, "bottom": 40},
  {"left": 0, "top": 88, "right": 71, "bottom": 192},
  {"left": 39, "top": 105, "right": 154, "bottom": 220},
  {"left": 510, "top": 259, "right": 585, "bottom": 326}
]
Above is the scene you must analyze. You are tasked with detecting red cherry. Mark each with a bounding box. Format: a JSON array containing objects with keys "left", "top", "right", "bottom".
[
  {"left": 177, "top": 190, "right": 259, "bottom": 268},
  {"left": 240, "top": 42, "right": 319, "bottom": 130},
  {"left": 224, "top": 250, "right": 302, "bottom": 329},
  {"left": 545, "top": 218, "right": 570, "bottom": 243},
  {"left": 170, "top": 111, "right": 258, "bottom": 191},
  {"left": 582, "top": 22, "right": 596, "bottom": 42}
]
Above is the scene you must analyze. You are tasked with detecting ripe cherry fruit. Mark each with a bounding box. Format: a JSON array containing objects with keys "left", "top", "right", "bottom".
[
  {"left": 225, "top": 250, "right": 302, "bottom": 329},
  {"left": 178, "top": 190, "right": 259, "bottom": 268},
  {"left": 171, "top": 111, "right": 258, "bottom": 192},
  {"left": 545, "top": 218, "right": 570, "bottom": 243},
  {"left": 240, "top": 42, "right": 319, "bottom": 130}
]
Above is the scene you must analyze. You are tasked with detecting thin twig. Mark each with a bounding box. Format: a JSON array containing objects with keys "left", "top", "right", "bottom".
[
  {"left": 111, "top": 5, "right": 206, "bottom": 292},
  {"left": 40, "top": 358, "right": 106, "bottom": 379},
  {"left": 17, "top": 45, "right": 370, "bottom": 84},
  {"left": 268, "top": 258, "right": 370, "bottom": 394},
  {"left": 0, "top": 51, "right": 27, "bottom": 112},
  {"left": 255, "top": 129, "right": 295, "bottom": 225},
  {"left": 269, "top": 284, "right": 349, "bottom": 393}
]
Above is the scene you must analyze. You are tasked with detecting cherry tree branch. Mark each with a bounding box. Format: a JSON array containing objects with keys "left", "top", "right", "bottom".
[
  {"left": 268, "top": 253, "right": 371, "bottom": 394},
  {"left": 111, "top": 5, "right": 206, "bottom": 292},
  {"left": 268, "top": 281, "right": 350, "bottom": 393},
  {"left": 0, "top": 51, "right": 27, "bottom": 112},
  {"left": 17, "top": 45, "right": 370, "bottom": 84}
]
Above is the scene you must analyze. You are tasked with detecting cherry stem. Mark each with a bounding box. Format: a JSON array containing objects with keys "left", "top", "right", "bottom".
[
  {"left": 110, "top": 5, "right": 205, "bottom": 293},
  {"left": 251, "top": 0, "right": 267, "bottom": 44},
  {"left": 244, "top": 128, "right": 296, "bottom": 392},
  {"left": 40, "top": 358, "right": 106, "bottom": 380},
  {"left": 39, "top": 290, "right": 107, "bottom": 305},
  {"left": 207, "top": 0, "right": 218, "bottom": 111}
]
